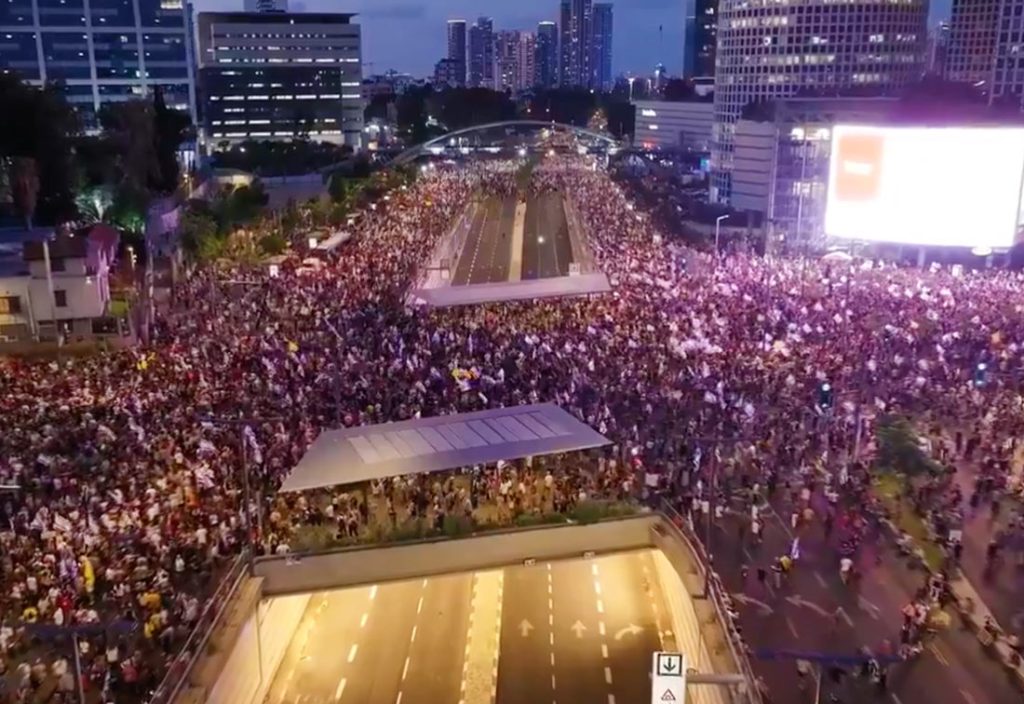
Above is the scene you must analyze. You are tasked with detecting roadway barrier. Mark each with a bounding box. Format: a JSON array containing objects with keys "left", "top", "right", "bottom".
[{"left": 254, "top": 514, "right": 659, "bottom": 596}]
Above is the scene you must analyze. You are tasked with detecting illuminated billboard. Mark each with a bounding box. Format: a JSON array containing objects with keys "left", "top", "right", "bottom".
[{"left": 824, "top": 125, "right": 1024, "bottom": 249}]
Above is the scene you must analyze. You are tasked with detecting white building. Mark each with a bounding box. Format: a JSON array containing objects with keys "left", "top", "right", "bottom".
[
  {"left": 711, "top": 0, "right": 928, "bottom": 203},
  {"left": 0, "top": 230, "right": 115, "bottom": 343},
  {"left": 633, "top": 100, "right": 714, "bottom": 152},
  {"left": 729, "top": 97, "right": 896, "bottom": 251}
]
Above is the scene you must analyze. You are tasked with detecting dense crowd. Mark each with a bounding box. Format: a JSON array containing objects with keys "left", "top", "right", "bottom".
[{"left": 2, "top": 154, "right": 1024, "bottom": 702}]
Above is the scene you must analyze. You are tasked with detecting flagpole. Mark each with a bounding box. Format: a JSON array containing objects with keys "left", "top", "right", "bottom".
[{"left": 239, "top": 425, "right": 254, "bottom": 574}]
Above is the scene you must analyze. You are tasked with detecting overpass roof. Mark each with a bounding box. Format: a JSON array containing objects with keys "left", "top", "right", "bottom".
[
  {"left": 278, "top": 403, "right": 610, "bottom": 493},
  {"left": 411, "top": 272, "right": 612, "bottom": 307}
]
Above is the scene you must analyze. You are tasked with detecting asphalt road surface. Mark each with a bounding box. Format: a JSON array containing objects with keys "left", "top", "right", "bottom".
[
  {"left": 709, "top": 488, "right": 1022, "bottom": 704},
  {"left": 451, "top": 197, "right": 515, "bottom": 285},
  {"left": 266, "top": 550, "right": 673, "bottom": 704},
  {"left": 521, "top": 192, "right": 573, "bottom": 281}
]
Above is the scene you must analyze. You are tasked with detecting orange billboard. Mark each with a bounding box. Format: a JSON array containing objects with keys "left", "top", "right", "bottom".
[{"left": 833, "top": 131, "right": 885, "bottom": 202}]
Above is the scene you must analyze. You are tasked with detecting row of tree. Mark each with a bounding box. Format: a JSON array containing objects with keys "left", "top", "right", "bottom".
[{"left": 0, "top": 75, "right": 191, "bottom": 231}]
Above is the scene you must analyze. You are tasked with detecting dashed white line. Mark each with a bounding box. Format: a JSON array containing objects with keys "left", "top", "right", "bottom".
[
  {"left": 402, "top": 656, "right": 410, "bottom": 680},
  {"left": 417, "top": 596, "right": 424, "bottom": 614},
  {"left": 551, "top": 674, "right": 557, "bottom": 690},
  {"left": 411, "top": 625, "right": 418, "bottom": 643},
  {"left": 549, "top": 598, "right": 554, "bottom": 609},
  {"left": 334, "top": 677, "right": 346, "bottom": 701},
  {"left": 422, "top": 578, "right": 428, "bottom": 588},
  {"left": 599, "top": 622, "right": 606, "bottom": 636},
  {"left": 347, "top": 644, "right": 358, "bottom": 663},
  {"left": 369, "top": 585, "right": 378, "bottom": 600},
  {"left": 360, "top": 613, "right": 368, "bottom": 629},
  {"left": 596, "top": 600, "right": 605, "bottom": 614},
  {"left": 601, "top": 644, "right": 609, "bottom": 659},
  {"left": 594, "top": 581, "right": 602, "bottom": 596},
  {"left": 608, "top": 695, "right": 616, "bottom": 704},
  {"left": 395, "top": 692, "right": 403, "bottom": 704},
  {"left": 604, "top": 666, "right": 613, "bottom": 684},
  {"left": 549, "top": 614, "right": 554, "bottom": 626},
  {"left": 592, "top": 564, "right": 599, "bottom": 576},
  {"left": 549, "top": 633, "right": 555, "bottom": 646},
  {"left": 550, "top": 652, "right": 555, "bottom": 665}
]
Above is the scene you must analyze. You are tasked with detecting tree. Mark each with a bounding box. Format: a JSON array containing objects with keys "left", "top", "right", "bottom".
[
  {"left": 9, "top": 157, "right": 40, "bottom": 230},
  {"left": 75, "top": 184, "right": 116, "bottom": 225},
  {"left": 0, "top": 75, "right": 79, "bottom": 223},
  {"left": 152, "top": 86, "right": 192, "bottom": 194},
  {"left": 179, "top": 208, "right": 222, "bottom": 262}
]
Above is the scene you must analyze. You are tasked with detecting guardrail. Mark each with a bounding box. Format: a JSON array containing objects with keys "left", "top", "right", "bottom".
[
  {"left": 659, "top": 500, "right": 764, "bottom": 704},
  {"left": 147, "top": 551, "right": 250, "bottom": 704},
  {"left": 413, "top": 201, "right": 477, "bottom": 291}
]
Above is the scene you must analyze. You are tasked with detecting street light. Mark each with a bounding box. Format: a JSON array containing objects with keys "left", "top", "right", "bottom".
[{"left": 714, "top": 214, "right": 730, "bottom": 255}]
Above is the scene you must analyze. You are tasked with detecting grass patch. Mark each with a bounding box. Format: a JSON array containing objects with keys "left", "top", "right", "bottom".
[{"left": 872, "top": 471, "right": 946, "bottom": 572}]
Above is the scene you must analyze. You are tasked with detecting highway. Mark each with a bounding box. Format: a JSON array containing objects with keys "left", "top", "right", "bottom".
[
  {"left": 451, "top": 197, "right": 515, "bottom": 285},
  {"left": 265, "top": 550, "right": 674, "bottom": 704},
  {"left": 521, "top": 192, "right": 573, "bottom": 280},
  {"left": 450, "top": 193, "right": 575, "bottom": 286},
  {"left": 710, "top": 489, "right": 1022, "bottom": 704}
]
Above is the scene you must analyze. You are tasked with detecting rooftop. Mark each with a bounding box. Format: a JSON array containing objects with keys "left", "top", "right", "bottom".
[{"left": 278, "top": 403, "right": 610, "bottom": 493}]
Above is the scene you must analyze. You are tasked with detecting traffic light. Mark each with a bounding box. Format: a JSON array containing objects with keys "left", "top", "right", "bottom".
[
  {"left": 817, "top": 382, "right": 834, "bottom": 410},
  {"left": 974, "top": 362, "right": 988, "bottom": 388}
]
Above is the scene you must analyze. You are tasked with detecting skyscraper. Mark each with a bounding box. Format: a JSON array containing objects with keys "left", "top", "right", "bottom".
[
  {"left": 447, "top": 19, "right": 468, "bottom": 87},
  {"left": 946, "top": 0, "right": 1024, "bottom": 105},
  {"left": 536, "top": 21, "right": 559, "bottom": 88},
  {"left": 683, "top": 0, "right": 717, "bottom": 78},
  {"left": 559, "top": 2, "right": 573, "bottom": 87},
  {"left": 469, "top": 17, "right": 495, "bottom": 89},
  {"left": 517, "top": 32, "right": 537, "bottom": 93},
  {"left": 495, "top": 31, "right": 520, "bottom": 92},
  {"left": 559, "top": 0, "right": 593, "bottom": 88},
  {"left": 926, "top": 21, "right": 951, "bottom": 76},
  {"left": 711, "top": 0, "right": 927, "bottom": 203},
  {"left": 590, "top": 3, "right": 613, "bottom": 91},
  {"left": 0, "top": 0, "right": 197, "bottom": 130}
]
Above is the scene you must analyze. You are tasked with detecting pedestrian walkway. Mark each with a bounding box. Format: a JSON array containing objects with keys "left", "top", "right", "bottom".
[{"left": 462, "top": 570, "right": 503, "bottom": 704}]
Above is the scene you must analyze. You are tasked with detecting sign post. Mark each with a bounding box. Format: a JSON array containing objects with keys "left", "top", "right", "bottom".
[{"left": 651, "top": 651, "right": 687, "bottom": 703}]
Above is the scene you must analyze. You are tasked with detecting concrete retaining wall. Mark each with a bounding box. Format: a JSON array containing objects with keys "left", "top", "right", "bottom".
[{"left": 255, "top": 515, "right": 659, "bottom": 596}]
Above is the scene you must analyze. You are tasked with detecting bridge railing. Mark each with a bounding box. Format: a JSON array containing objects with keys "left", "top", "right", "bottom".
[{"left": 147, "top": 551, "right": 250, "bottom": 704}]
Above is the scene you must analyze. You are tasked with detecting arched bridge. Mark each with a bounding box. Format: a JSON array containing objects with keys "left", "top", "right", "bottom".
[{"left": 390, "top": 120, "right": 620, "bottom": 166}]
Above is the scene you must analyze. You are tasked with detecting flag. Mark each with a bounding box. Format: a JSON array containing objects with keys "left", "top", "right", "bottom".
[{"left": 243, "top": 426, "right": 263, "bottom": 464}]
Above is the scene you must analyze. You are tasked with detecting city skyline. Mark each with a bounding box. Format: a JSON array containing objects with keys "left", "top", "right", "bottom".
[{"left": 192, "top": 0, "right": 954, "bottom": 79}]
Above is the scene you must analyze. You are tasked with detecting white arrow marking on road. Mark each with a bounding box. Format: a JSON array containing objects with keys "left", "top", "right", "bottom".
[
  {"left": 836, "top": 607, "right": 855, "bottom": 628},
  {"left": 571, "top": 620, "right": 587, "bottom": 638},
  {"left": 814, "top": 572, "right": 827, "bottom": 588},
  {"left": 519, "top": 619, "right": 534, "bottom": 637},
  {"left": 961, "top": 689, "right": 977, "bottom": 704},
  {"left": 614, "top": 624, "right": 643, "bottom": 640},
  {"left": 785, "top": 595, "right": 830, "bottom": 618},
  {"left": 732, "top": 592, "right": 774, "bottom": 616},
  {"left": 858, "top": 595, "right": 882, "bottom": 620}
]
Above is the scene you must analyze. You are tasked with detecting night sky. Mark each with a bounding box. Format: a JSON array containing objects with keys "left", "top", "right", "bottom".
[{"left": 194, "top": 0, "right": 954, "bottom": 78}]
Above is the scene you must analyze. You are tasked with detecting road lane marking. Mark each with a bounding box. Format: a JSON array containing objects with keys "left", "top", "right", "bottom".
[
  {"left": 334, "top": 677, "right": 346, "bottom": 701},
  {"left": 549, "top": 633, "right": 555, "bottom": 646},
  {"left": 422, "top": 578, "right": 428, "bottom": 588},
  {"left": 550, "top": 652, "right": 555, "bottom": 665},
  {"left": 549, "top": 614, "right": 554, "bottom": 626},
  {"left": 608, "top": 696, "right": 616, "bottom": 704},
  {"left": 592, "top": 563, "right": 599, "bottom": 576},
  {"left": 604, "top": 666, "right": 613, "bottom": 684},
  {"left": 417, "top": 596, "right": 424, "bottom": 614},
  {"left": 602, "top": 644, "right": 609, "bottom": 659},
  {"left": 890, "top": 695, "right": 904, "bottom": 704},
  {"left": 786, "top": 617, "right": 799, "bottom": 639},
  {"left": 549, "top": 598, "right": 554, "bottom": 609},
  {"left": 548, "top": 583, "right": 553, "bottom": 594},
  {"left": 360, "top": 612, "right": 368, "bottom": 628},
  {"left": 395, "top": 692, "right": 403, "bottom": 704},
  {"left": 597, "top": 599, "right": 605, "bottom": 614},
  {"left": 929, "top": 642, "right": 950, "bottom": 666},
  {"left": 594, "top": 580, "right": 602, "bottom": 595},
  {"left": 551, "top": 674, "right": 557, "bottom": 690},
  {"left": 814, "top": 572, "right": 827, "bottom": 588},
  {"left": 961, "top": 689, "right": 977, "bottom": 704},
  {"left": 411, "top": 625, "right": 418, "bottom": 643},
  {"left": 599, "top": 621, "right": 606, "bottom": 636},
  {"left": 369, "top": 585, "right": 378, "bottom": 600},
  {"left": 402, "top": 656, "right": 410, "bottom": 680},
  {"left": 347, "top": 644, "right": 358, "bottom": 663}
]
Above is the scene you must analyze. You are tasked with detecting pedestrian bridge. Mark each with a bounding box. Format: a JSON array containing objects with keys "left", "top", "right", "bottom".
[{"left": 390, "top": 120, "right": 621, "bottom": 166}]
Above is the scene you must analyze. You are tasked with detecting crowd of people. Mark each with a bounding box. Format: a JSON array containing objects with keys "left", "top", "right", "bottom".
[{"left": 2, "top": 152, "right": 1024, "bottom": 703}]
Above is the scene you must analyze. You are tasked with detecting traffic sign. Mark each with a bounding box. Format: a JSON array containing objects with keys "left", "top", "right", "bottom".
[{"left": 651, "top": 651, "right": 686, "bottom": 704}]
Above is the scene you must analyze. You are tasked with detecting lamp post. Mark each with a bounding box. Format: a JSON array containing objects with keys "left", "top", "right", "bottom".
[{"left": 715, "top": 214, "right": 730, "bottom": 256}]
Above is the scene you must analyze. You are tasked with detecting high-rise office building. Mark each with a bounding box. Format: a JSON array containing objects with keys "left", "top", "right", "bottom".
[
  {"left": 244, "top": 0, "right": 287, "bottom": 12},
  {"left": 711, "top": 0, "right": 927, "bottom": 203},
  {"left": 560, "top": 0, "right": 593, "bottom": 88},
  {"left": 946, "top": 0, "right": 1024, "bottom": 105},
  {"left": 0, "top": 0, "right": 196, "bottom": 130},
  {"left": 683, "top": 0, "right": 717, "bottom": 78},
  {"left": 535, "top": 21, "right": 559, "bottom": 88},
  {"left": 447, "top": 19, "right": 468, "bottom": 87},
  {"left": 197, "top": 12, "right": 363, "bottom": 146},
  {"left": 517, "top": 32, "right": 537, "bottom": 93},
  {"left": 468, "top": 17, "right": 495, "bottom": 89},
  {"left": 495, "top": 30, "right": 519, "bottom": 92},
  {"left": 559, "top": 2, "right": 573, "bottom": 87},
  {"left": 590, "top": 3, "right": 612, "bottom": 91}
]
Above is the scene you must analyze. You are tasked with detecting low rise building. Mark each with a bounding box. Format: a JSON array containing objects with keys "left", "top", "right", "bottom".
[
  {"left": 633, "top": 100, "right": 714, "bottom": 152},
  {"left": 0, "top": 228, "right": 117, "bottom": 342}
]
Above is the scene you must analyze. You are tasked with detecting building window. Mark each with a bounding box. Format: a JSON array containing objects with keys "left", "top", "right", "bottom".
[
  {"left": 54, "top": 290, "right": 67, "bottom": 308},
  {"left": 0, "top": 296, "right": 22, "bottom": 314},
  {"left": 50, "top": 258, "right": 66, "bottom": 272}
]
